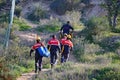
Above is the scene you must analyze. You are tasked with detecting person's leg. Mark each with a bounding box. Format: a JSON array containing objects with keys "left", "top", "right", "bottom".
[
  {"left": 50, "top": 52, "right": 54, "bottom": 68},
  {"left": 64, "top": 53, "right": 69, "bottom": 62},
  {"left": 54, "top": 52, "right": 58, "bottom": 64},
  {"left": 38, "top": 55, "right": 43, "bottom": 71},
  {"left": 61, "top": 53, "right": 64, "bottom": 63},
  {"left": 35, "top": 56, "right": 38, "bottom": 73}
]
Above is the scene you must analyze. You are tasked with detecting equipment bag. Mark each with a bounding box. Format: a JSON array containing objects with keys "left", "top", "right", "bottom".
[{"left": 37, "top": 47, "right": 50, "bottom": 57}]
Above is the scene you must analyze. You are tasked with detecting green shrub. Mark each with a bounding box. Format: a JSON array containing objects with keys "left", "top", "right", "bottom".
[
  {"left": 19, "top": 24, "right": 31, "bottom": 31},
  {"left": 13, "top": 17, "right": 31, "bottom": 31},
  {"left": 15, "top": 6, "right": 22, "bottom": 18},
  {"left": 0, "top": 43, "right": 34, "bottom": 79},
  {"left": 0, "top": 56, "right": 16, "bottom": 80},
  {"left": 37, "top": 24, "right": 60, "bottom": 33},
  {"left": 27, "top": 7, "right": 47, "bottom": 21},
  {"left": 106, "top": 52, "right": 120, "bottom": 64},
  {"left": 80, "top": 18, "right": 97, "bottom": 43},
  {"left": 73, "top": 37, "right": 85, "bottom": 62},
  {"left": 80, "top": 17, "right": 110, "bottom": 43},
  {"left": 64, "top": 11, "right": 84, "bottom": 30},
  {"left": 0, "top": 12, "right": 9, "bottom": 23},
  {"left": 89, "top": 67, "right": 120, "bottom": 80},
  {"left": 99, "top": 36, "right": 120, "bottom": 52},
  {"left": 55, "top": 62, "right": 74, "bottom": 72}
]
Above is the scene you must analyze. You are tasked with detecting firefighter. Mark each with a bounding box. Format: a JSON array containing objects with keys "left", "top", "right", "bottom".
[
  {"left": 61, "top": 35, "right": 73, "bottom": 63},
  {"left": 48, "top": 35, "right": 61, "bottom": 68},
  {"left": 30, "top": 36, "right": 44, "bottom": 73},
  {"left": 60, "top": 21, "right": 74, "bottom": 35}
]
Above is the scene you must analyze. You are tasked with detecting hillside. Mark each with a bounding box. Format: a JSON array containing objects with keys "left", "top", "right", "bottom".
[{"left": 0, "top": 0, "right": 120, "bottom": 80}]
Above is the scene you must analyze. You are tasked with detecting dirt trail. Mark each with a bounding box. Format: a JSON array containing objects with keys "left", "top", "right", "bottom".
[
  {"left": 17, "top": 69, "right": 51, "bottom": 80},
  {"left": 17, "top": 72, "right": 37, "bottom": 80}
]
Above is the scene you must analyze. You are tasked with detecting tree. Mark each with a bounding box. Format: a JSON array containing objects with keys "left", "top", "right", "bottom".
[{"left": 104, "top": 0, "right": 120, "bottom": 30}]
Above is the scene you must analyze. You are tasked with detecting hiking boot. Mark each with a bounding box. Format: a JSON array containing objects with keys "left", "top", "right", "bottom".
[
  {"left": 39, "top": 68, "right": 41, "bottom": 71},
  {"left": 35, "top": 70, "right": 37, "bottom": 73},
  {"left": 54, "top": 59, "right": 58, "bottom": 65},
  {"left": 51, "top": 64, "right": 54, "bottom": 69}
]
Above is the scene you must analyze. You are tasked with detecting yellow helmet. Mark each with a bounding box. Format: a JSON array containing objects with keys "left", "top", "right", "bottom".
[
  {"left": 67, "top": 35, "right": 71, "bottom": 39},
  {"left": 64, "top": 33, "right": 67, "bottom": 36},
  {"left": 36, "top": 36, "right": 41, "bottom": 41}
]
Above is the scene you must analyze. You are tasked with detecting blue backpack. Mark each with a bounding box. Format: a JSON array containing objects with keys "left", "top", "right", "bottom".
[{"left": 37, "top": 47, "right": 50, "bottom": 57}]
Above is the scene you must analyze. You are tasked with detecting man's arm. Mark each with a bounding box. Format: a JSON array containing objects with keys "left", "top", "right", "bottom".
[
  {"left": 57, "top": 45, "right": 61, "bottom": 53},
  {"left": 69, "top": 25, "right": 74, "bottom": 31},
  {"left": 60, "top": 25, "right": 64, "bottom": 31},
  {"left": 30, "top": 49, "right": 34, "bottom": 56}
]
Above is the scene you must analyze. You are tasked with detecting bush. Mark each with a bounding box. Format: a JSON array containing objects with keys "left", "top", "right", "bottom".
[
  {"left": 27, "top": 6, "right": 47, "bottom": 21},
  {"left": 80, "top": 17, "right": 110, "bottom": 43},
  {"left": 80, "top": 18, "right": 98, "bottom": 43},
  {"left": 55, "top": 62, "right": 74, "bottom": 72},
  {"left": 0, "top": 12, "right": 9, "bottom": 23},
  {"left": 89, "top": 67, "right": 120, "bottom": 80},
  {"left": 13, "top": 17, "right": 31, "bottom": 31},
  {"left": 0, "top": 55, "right": 15, "bottom": 80},
  {"left": 0, "top": 43, "right": 34, "bottom": 79},
  {"left": 99, "top": 36, "right": 120, "bottom": 52},
  {"left": 62, "top": 11, "right": 84, "bottom": 30},
  {"left": 37, "top": 19, "right": 61, "bottom": 33},
  {"left": 73, "top": 37, "right": 85, "bottom": 62},
  {"left": 15, "top": 6, "right": 22, "bottom": 18},
  {"left": 37, "top": 24, "right": 60, "bottom": 33}
]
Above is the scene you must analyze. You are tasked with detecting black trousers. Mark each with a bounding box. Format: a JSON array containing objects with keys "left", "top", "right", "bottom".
[
  {"left": 50, "top": 52, "right": 58, "bottom": 64},
  {"left": 35, "top": 54, "right": 43, "bottom": 71},
  {"left": 61, "top": 52, "right": 69, "bottom": 63}
]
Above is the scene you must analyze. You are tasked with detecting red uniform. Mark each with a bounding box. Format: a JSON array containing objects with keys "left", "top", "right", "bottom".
[
  {"left": 62, "top": 39, "right": 73, "bottom": 48},
  {"left": 30, "top": 42, "right": 44, "bottom": 72},
  {"left": 61, "top": 39, "right": 73, "bottom": 63},
  {"left": 48, "top": 38, "right": 60, "bottom": 66},
  {"left": 32, "top": 42, "right": 44, "bottom": 50},
  {"left": 48, "top": 38, "right": 60, "bottom": 45},
  {"left": 60, "top": 38, "right": 67, "bottom": 45}
]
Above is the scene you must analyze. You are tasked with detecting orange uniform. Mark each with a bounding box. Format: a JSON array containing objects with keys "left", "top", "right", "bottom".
[
  {"left": 48, "top": 37, "right": 60, "bottom": 67},
  {"left": 61, "top": 39, "right": 73, "bottom": 63}
]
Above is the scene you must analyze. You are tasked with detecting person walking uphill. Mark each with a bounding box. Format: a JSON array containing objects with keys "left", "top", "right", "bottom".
[
  {"left": 30, "top": 36, "right": 44, "bottom": 73},
  {"left": 61, "top": 35, "right": 73, "bottom": 63},
  {"left": 60, "top": 33, "right": 67, "bottom": 49},
  {"left": 60, "top": 21, "right": 74, "bottom": 35},
  {"left": 48, "top": 35, "right": 61, "bottom": 68}
]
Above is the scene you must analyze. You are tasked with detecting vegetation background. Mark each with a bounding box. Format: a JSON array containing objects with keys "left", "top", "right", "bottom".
[{"left": 0, "top": 0, "right": 120, "bottom": 80}]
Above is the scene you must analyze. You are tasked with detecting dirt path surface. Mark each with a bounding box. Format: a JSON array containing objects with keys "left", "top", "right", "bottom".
[
  {"left": 17, "top": 69, "right": 51, "bottom": 80},
  {"left": 17, "top": 72, "right": 37, "bottom": 80}
]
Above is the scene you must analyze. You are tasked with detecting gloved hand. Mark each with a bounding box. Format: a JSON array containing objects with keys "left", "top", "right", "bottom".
[{"left": 70, "top": 47, "right": 73, "bottom": 51}]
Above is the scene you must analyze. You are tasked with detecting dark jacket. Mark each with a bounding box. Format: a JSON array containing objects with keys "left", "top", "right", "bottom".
[{"left": 60, "top": 24, "right": 74, "bottom": 34}]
